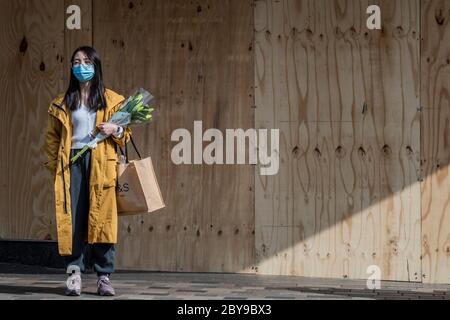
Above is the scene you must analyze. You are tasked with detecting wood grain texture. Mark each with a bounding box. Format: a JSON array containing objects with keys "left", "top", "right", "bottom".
[
  {"left": 93, "top": 0, "right": 255, "bottom": 272},
  {"left": 64, "top": 0, "right": 93, "bottom": 75},
  {"left": 0, "top": 0, "right": 65, "bottom": 241},
  {"left": 421, "top": 0, "right": 450, "bottom": 284},
  {"left": 1, "top": 0, "right": 447, "bottom": 284},
  {"left": 254, "top": 0, "right": 422, "bottom": 281}
]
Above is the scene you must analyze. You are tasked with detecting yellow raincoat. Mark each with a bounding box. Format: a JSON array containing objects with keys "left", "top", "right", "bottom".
[{"left": 43, "top": 88, "right": 132, "bottom": 256}]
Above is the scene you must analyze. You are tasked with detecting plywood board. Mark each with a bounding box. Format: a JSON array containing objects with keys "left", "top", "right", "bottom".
[
  {"left": 93, "top": 0, "right": 255, "bottom": 272},
  {"left": 255, "top": 0, "right": 422, "bottom": 281},
  {"left": 420, "top": 0, "right": 450, "bottom": 284},
  {"left": 0, "top": 0, "right": 65, "bottom": 241}
]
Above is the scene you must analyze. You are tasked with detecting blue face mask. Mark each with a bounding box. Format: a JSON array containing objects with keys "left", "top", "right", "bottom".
[{"left": 72, "top": 64, "right": 95, "bottom": 82}]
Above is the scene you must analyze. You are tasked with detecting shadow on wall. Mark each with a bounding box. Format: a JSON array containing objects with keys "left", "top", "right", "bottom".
[{"left": 252, "top": 0, "right": 449, "bottom": 283}]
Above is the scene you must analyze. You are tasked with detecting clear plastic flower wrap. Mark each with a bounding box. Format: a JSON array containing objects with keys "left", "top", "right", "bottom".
[{"left": 70, "top": 88, "right": 155, "bottom": 164}]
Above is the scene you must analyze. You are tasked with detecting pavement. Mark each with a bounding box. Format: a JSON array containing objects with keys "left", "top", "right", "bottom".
[{"left": 0, "top": 263, "right": 448, "bottom": 300}]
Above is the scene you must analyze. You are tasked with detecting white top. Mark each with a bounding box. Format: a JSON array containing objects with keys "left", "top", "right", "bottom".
[
  {"left": 71, "top": 103, "right": 97, "bottom": 149},
  {"left": 70, "top": 103, "right": 125, "bottom": 150}
]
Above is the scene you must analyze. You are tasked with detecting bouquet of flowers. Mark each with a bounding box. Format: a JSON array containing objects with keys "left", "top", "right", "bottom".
[{"left": 70, "top": 88, "right": 155, "bottom": 164}]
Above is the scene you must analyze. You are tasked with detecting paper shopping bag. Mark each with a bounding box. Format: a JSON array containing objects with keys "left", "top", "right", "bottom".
[{"left": 116, "top": 156, "right": 165, "bottom": 216}]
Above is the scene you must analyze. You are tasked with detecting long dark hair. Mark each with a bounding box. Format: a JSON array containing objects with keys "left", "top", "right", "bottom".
[{"left": 63, "top": 46, "right": 106, "bottom": 112}]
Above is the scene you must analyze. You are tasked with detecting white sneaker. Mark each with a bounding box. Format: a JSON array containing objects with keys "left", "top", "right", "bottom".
[
  {"left": 65, "top": 273, "right": 82, "bottom": 296},
  {"left": 97, "top": 275, "right": 115, "bottom": 296}
]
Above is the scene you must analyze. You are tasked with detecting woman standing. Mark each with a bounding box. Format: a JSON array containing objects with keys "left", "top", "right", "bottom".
[{"left": 44, "top": 46, "right": 132, "bottom": 296}]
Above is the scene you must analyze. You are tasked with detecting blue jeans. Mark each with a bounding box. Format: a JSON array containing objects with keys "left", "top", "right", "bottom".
[{"left": 63, "top": 148, "right": 115, "bottom": 276}]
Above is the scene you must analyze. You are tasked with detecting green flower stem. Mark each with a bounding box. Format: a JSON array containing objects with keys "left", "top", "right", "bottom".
[{"left": 70, "top": 145, "right": 91, "bottom": 164}]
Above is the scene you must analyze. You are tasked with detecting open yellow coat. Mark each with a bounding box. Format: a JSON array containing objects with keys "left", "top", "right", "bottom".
[{"left": 44, "top": 88, "right": 132, "bottom": 256}]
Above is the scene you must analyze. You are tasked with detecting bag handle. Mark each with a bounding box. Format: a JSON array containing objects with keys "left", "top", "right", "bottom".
[{"left": 116, "top": 135, "right": 142, "bottom": 163}]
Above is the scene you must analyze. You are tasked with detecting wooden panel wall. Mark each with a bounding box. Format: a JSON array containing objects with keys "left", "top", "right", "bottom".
[
  {"left": 0, "top": 0, "right": 94, "bottom": 242},
  {"left": 254, "top": 0, "right": 422, "bottom": 281},
  {"left": 421, "top": 0, "right": 450, "bottom": 284},
  {"left": 0, "top": 0, "right": 255, "bottom": 274},
  {"left": 64, "top": 0, "right": 93, "bottom": 68},
  {"left": 92, "top": 0, "right": 255, "bottom": 272},
  {"left": 0, "top": 0, "right": 447, "bottom": 283},
  {"left": 0, "top": 0, "right": 65, "bottom": 241}
]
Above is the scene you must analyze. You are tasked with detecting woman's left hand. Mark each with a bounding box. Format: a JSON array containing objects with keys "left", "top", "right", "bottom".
[{"left": 98, "top": 122, "right": 119, "bottom": 136}]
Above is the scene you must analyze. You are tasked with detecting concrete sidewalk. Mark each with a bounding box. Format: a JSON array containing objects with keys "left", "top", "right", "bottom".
[{"left": 0, "top": 263, "right": 448, "bottom": 300}]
